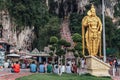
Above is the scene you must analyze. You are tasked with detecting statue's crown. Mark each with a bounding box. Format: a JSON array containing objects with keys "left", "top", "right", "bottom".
[
  {"left": 91, "top": 4, "right": 95, "bottom": 11},
  {"left": 91, "top": 4, "right": 95, "bottom": 8}
]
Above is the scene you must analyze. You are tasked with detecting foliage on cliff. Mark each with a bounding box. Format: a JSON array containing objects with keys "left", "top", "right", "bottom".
[{"left": 0, "top": 0, "right": 60, "bottom": 50}]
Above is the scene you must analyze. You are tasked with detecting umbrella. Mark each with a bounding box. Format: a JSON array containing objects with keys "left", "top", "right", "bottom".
[
  {"left": 10, "top": 49, "right": 19, "bottom": 53},
  {"left": 6, "top": 53, "right": 20, "bottom": 57},
  {"left": 20, "top": 55, "right": 32, "bottom": 59}
]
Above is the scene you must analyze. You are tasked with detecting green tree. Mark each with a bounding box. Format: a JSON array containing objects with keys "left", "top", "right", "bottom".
[
  {"left": 114, "top": 1, "right": 120, "bottom": 17},
  {"left": 50, "top": 36, "right": 58, "bottom": 44},
  {"left": 69, "top": 13, "right": 83, "bottom": 34},
  {"left": 105, "top": 16, "right": 116, "bottom": 48},
  {"left": 49, "top": 36, "right": 58, "bottom": 63},
  {"left": 57, "top": 39, "right": 71, "bottom": 65},
  {"left": 6, "top": 0, "right": 56, "bottom": 50},
  {"left": 32, "top": 16, "right": 60, "bottom": 50},
  {"left": 0, "top": 0, "right": 5, "bottom": 10},
  {"left": 112, "top": 28, "right": 120, "bottom": 57},
  {"left": 56, "top": 48, "right": 66, "bottom": 64},
  {"left": 72, "top": 33, "right": 82, "bottom": 42},
  {"left": 8, "top": 0, "right": 49, "bottom": 29},
  {"left": 72, "top": 33, "right": 83, "bottom": 65},
  {"left": 58, "top": 39, "right": 66, "bottom": 45}
]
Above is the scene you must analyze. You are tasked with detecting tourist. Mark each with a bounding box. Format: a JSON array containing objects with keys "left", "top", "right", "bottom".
[
  {"left": 109, "top": 60, "right": 113, "bottom": 66},
  {"left": 53, "top": 62, "right": 57, "bottom": 73},
  {"left": 7, "top": 59, "right": 12, "bottom": 68},
  {"left": 81, "top": 58, "right": 85, "bottom": 69},
  {"left": 38, "top": 62, "right": 45, "bottom": 73},
  {"left": 72, "top": 64, "right": 77, "bottom": 73},
  {"left": 67, "top": 60, "right": 72, "bottom": 67},
  {"left": 113, "top": 59, "right": 118, "bottom": 72},
  {"left": 11, "top": 61, "right": 20, "bottom": 73},
  {"left": 71, "top": 64, "right": 74, "bottom": 73},
  {"left": 66, "top": 64, "right": 71, "bottom": 73},
  {"left": 47, "top": 62, "right": 52, "bottom": 73},
  {"left": 58, "top": 64, "right": 62, "bottom": 75},
  {"left": 4, "top": 61, "right": 9, "bottom": 68},
  {"left": 44, "top": 61, "right": 48, "bottom": 73},
  {"left": 54, "top": 65, "right": 59, "bottom": 74},
  {"left": 61, "top": 64, "right": 65, "bottom": 73},
  {"left": 21, "top": 62, "right": 26, "bottom": 69},
  {"left": 30, "top": 61, "right": 37, "bottom": 73},
  {"left": 71, "top": 59, "right": 75, "bottom": 65}
]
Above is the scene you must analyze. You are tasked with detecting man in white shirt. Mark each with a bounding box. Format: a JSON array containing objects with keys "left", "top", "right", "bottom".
[{"left": 4, "top": 62, "right": 9, "bottom": 68}]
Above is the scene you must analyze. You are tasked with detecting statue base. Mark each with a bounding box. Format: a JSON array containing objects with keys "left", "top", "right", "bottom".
[{"left": 85, "top": 56, "right": 110, "bottom": 76}]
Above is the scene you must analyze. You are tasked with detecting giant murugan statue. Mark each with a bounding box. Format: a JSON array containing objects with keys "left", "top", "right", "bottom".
[{"left": 82, "top": 4, "right": 102, "bottom": 56}]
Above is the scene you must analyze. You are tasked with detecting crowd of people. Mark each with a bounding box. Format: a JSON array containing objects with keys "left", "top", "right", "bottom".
[
  {"left": 2, "top": 58, "right": 86, "bottom": 75},
  {"left": 3, "top": 57, "right": 119, "bottom": 76},
  {"left": 109, "top": 58, "right": 119, "bottom": 72},
  {"left": 29, "top": 60, "right": 81, "bottom": 75},
  {"left": 3, "top": 57, "right": 119, "bottom": 74}
]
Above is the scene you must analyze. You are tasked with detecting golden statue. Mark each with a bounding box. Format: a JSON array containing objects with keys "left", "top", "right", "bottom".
[{"left": 82, "top": 4, "right": 102, "bottom": 56}]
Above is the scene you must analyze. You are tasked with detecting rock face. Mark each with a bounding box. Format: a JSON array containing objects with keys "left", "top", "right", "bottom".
[
  {"left": 48, "top": 0, "right": 117, "bottom": 19},
  {"left": 104, "top": 0, "right": 118, "bottom": 18},
  {"left": 0, "top": 10, "right": 35, "bottom": 50}
]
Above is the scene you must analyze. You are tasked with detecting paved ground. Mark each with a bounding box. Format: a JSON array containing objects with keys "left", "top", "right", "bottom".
[
  {"left": 110, "top": 66, "right": 120, "bottom": 80},
  {"left": 0, "top": 68, "right": 120, "bottom": 80},
  {"left": 112, "top": 76, "right": 120, "bottom": 80},
  {"left": 0, "top": 68, "right": 32, "bottom": 80}
]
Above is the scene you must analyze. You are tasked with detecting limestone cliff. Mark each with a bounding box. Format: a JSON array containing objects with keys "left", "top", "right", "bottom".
[
  {"left": 48, "top": 0, "right": 118, "bottom": 19},
  {"left": 0, "top": 10, "right": 35, "bottom": 50},
  {"left": 0, "top": 0, "right": 119, "bottom": 51}
]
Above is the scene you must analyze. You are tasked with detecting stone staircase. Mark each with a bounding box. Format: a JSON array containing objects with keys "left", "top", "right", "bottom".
[
  {"left": 60, "top": 19, "right": 74, "bottom": 48},
  {"left": 60, "top": 19, "right": 74, "bottom": 59}
]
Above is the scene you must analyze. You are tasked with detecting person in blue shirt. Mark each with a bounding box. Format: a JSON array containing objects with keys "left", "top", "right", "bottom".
[
  {"left": 30, "top": 61, "right": 37, "bottom": 73},
  {"left": 38, "top": 62, "right": 45, "bottom": 73}
]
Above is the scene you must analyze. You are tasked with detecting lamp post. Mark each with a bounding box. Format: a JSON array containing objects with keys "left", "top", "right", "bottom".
[{"left": 102, "top": 0, "right": 106, "bottom": 62}]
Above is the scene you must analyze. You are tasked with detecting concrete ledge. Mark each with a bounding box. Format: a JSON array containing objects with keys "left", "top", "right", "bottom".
[{"left": 85, "top": 55, "right": 111, "bottom": 76}]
